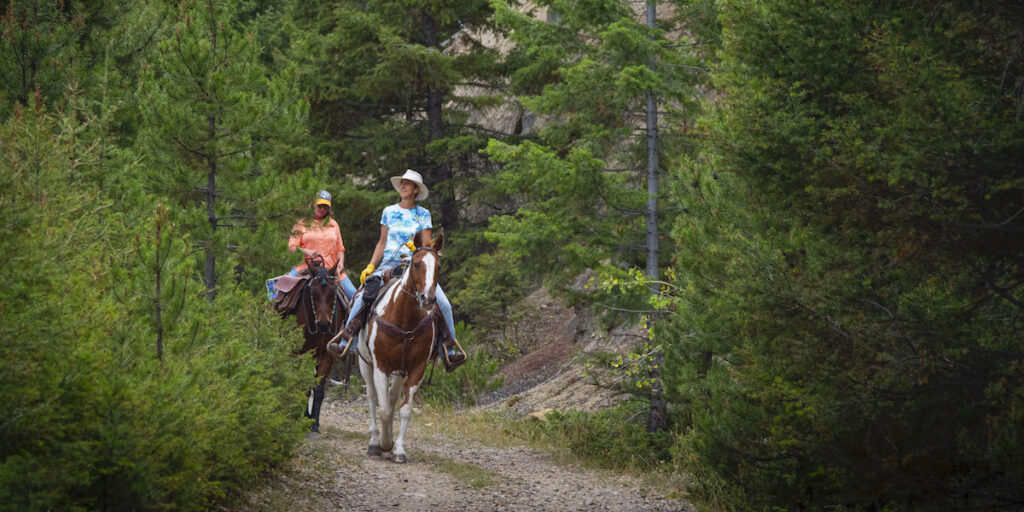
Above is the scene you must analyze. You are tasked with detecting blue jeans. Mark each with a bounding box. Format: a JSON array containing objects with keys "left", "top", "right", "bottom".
[
  {"left": 290, "top": 267, "right": 357, "bottom": 300},
  {"left": 339, "top": 275, "right": 357, "bottom": 300},
  {"left": 344, "top": 282, "right": 456, "bottom": 339}
]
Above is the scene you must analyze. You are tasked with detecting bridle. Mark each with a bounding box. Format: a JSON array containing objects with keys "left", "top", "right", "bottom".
[
  {"left": 304, "top": 257, "right": 338, "bottom": 335},
  {"left": 398, "top": 246, "right": 439, "bottom": 308}
]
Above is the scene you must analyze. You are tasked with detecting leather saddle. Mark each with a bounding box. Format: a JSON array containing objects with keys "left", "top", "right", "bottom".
[{"left": 272, "top": 274, "right": 308, "bottom": 314}]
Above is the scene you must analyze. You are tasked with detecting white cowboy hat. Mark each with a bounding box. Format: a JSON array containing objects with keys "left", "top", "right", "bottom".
[{"left": 390, "top": 169, "right": 429, "bottom": 201}]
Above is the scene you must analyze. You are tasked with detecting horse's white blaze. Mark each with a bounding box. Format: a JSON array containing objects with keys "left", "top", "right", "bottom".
[{"left": 422, "top": 253, "right": 436, "bottom": 295}]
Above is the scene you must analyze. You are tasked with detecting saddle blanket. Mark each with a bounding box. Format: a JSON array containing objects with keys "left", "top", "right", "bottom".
[{"left": 265, "top": 274, "right": 306, "bottom": 301}]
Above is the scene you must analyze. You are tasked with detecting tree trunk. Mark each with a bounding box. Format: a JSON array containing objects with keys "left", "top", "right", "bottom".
[
  {"left": 155, "top": 220, "right": 164, "bottom": 362},
  {"left": 205, "top": 115, "right": 217, "bottom": 303},
  {"left": 421, "top": 10, "right": 457, "bottom": 230},
  {"left": 644, "top": 1, "right": 659, "bottom": 288},
  {"left": 204, "top": 4, "right": 218, "bottom": 303},
  {"left": 646, "top": 348, "right": 667, "bottom": 432},
  {"left": 645, "top": 0, "right": 668, "bottom": 433}
]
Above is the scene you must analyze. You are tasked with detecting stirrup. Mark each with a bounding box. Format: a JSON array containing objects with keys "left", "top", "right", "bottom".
[
  {"left": 441, "top": 339, "right": 467, "bottom": 372},
  {"left": 327, "top": 316, "right": 364, "bottom": 359},
  {"left": 327, "top": 305, "right": 368, "bottom": 358},
  {"left": 326, "top": 336, "right": 354, "bottom": 358}
]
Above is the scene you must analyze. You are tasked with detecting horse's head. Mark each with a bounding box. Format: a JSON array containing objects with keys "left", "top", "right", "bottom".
[
  {"left": 406, "top": 233, "right": 443, "bottom": 310},
  {"left": 307, "top": 258, "right": 339, "bottom": 331}
]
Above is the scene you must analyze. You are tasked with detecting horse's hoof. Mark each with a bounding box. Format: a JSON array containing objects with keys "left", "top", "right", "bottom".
[
  {"left": 305, "top": 431, "right": 320, "bottom": 439},
  {"left": 393, "top": 453, "right": 407, "bottom": 463},
  {"left": 367, "top": 444, "right": 382, "bottom": 456}
]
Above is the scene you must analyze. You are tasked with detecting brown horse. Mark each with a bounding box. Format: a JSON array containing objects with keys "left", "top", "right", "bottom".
[
  {"left": 354, "top": 234, "right": 444, "bottom": 462},
  {"left": 288, "top": 258, "right": 350, "bottom": 433}
]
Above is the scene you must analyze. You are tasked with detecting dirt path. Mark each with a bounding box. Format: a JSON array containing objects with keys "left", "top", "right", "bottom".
[{"left": 241, "top": 398, "right": 692, "bottom": 512}]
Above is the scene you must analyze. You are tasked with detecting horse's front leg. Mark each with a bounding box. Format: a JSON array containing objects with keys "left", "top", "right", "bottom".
[
  {"left": 393, "top": 379, "right": 420, "bottom": 463},
  {"left": 308, "top": 378, "right": 327, "bottom": 434},
  {"left": 308, "top": 350, "right": 334, "bottom": 434}
]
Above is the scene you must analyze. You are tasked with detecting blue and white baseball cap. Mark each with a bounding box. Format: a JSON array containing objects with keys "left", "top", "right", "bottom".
[{"left": 315, "top": 190, "right": 331, "bottom": 206}]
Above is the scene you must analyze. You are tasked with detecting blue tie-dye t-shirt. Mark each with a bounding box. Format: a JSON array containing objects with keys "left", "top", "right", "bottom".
[{"left": 378, "top": 204, "right": 432, "bottom": 271}]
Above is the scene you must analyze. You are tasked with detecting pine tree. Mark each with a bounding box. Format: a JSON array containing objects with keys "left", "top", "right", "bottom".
[
  {"left": 0, "top": 0, "right": 84, "bottom": 119},
  {"left": 138, "top": 0, "right": 308, "bottom": 300},
  {"left": 482, "top": 0, "right": 707, "bottom": 289},
  {"left": 662, "top": 1, "right": 1024, "bottom": 509},
  {"left": 285, "top": 0, "right": 505, "bottom": 234}
]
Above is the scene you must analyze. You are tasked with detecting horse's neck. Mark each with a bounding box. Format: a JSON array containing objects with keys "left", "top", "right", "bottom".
[{"left": 294, "top": 287, "right": 309, "bottom": 326}]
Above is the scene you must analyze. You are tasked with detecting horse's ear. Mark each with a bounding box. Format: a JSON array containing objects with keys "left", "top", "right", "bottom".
[
  {"left": 433, "top": 233, "right": 444, "bottom": 252},
  {"left": 413, "top": 230, "right": 425, "bottom": 249},
  {"left": 329, "top": 260, "right": 338, "bottom": 275}
]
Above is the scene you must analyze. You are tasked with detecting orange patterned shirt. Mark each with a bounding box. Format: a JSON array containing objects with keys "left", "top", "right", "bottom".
[{"left": 289, "top": 218, "right": 345, "bottom": 273}]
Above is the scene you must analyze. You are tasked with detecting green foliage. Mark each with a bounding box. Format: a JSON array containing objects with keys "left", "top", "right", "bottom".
[
  {"left": 0, "top": 59, "right": 309, "bottom": 512},
  {"left": 660, "top": 1, "right": 1024, "bottom": 510},
  {"left": 420, "top": 322, "right": 503, "bottom": 407},
  {"left": 446, "top": 239, "right": 530, "bottom": 332},
  {"left": 137, "top": 0, "right": 309, "bottom": 295},
  {"left": 507, "top": 401, "right": 674, "bottom": 471},
  {"left": 479, "top": 0, "right": 709, "bottom": 297},
  {"left": 0, "top": 0, "right": 85, "bottom": 119},
  {"left": 284, "top": 0, "right": 505, "bottom": 235}
]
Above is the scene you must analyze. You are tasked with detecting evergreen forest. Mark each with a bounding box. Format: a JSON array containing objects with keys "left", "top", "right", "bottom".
[{"left": 1, "top": 0, "right": 1021, "bottom": 510}]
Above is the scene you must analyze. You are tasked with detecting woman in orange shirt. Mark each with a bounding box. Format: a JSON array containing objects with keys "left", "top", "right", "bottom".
[{"left": 288, "top": 190, "right": 357, "bottom": 299}]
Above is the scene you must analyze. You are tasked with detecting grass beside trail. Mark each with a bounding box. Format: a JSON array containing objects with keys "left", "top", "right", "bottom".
[
  {"left": 411, "top": 450, "right": 502, "bottom": 489},
  {"left": 416, "top": 404, "right": 691, "bottom": 500}
]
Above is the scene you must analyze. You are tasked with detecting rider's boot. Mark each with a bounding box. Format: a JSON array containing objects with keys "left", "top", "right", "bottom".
[
  {"left": 442, "top": 338, "right": 467, "bottom": 372},
  {"left": 436, "top": 319, "right": 466, "bottom": 372},
  {"left": 327, "top": 313, "right": 365, "bottom": 358}
]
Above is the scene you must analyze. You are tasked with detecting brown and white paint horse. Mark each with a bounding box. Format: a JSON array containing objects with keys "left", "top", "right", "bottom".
[
  {"left": 292, "top": 258, "right": 350, "bottom": 433},
  {"left": 354, "top": 234, "right": 444, "bottom": 462}
]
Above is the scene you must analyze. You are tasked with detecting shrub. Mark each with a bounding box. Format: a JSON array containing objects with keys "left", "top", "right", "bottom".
[{"left": 419, "top": 322, "right": 503, "bottom": 407}]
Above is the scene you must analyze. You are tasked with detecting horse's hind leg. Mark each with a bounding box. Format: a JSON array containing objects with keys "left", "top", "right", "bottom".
[{"left": 375, "top": 369, "right": 395, "bottom": 453}]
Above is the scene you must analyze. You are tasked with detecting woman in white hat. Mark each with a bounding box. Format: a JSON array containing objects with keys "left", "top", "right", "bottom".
[
  {"left": 328, "top": 170, "right": 465, "bottom": 369},
  {"left": 286, "top": 189, "right": 357, "bottom": 299}
]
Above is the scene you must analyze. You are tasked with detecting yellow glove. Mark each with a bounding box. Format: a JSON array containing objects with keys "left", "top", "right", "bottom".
[
  {"left": 404, "top": 241, "right": 416, "bottom": 251},
  {"left": 360, "top": 263, "right": 376, "bottom": 284}
]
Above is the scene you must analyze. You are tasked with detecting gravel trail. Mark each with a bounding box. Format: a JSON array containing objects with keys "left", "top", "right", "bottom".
[{"left": 242, "top": 399, "right": 692, "bottom": 512}]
